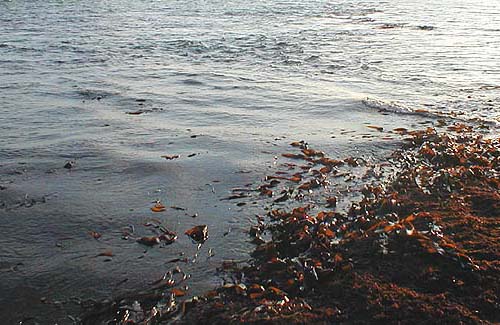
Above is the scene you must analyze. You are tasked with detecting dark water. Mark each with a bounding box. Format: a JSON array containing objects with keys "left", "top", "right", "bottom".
[{"left": 0, "top": 0, "right": 498, "bottom": 323}]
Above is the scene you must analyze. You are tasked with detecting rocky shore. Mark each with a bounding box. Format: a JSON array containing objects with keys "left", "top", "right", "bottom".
[{"left": 82, "top": 124, "right": 499, "bottom": 324}]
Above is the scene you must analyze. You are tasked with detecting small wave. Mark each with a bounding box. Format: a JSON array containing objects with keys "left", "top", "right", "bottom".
[
  {"left": 75, "top": 88, "right": 118, "bottom": 100},
  {"left": 375, "top": 23, "right": 436, "bottom": 31},
  {"left": 181, "top": 79, "right": 204, "bottom": 86},
  {"left": 479, "top": 85, "right": 500, "bottom": 91},
  {"left": 362, "top": 98, "right": 437, "bottom": 116},
  {"left": 377, "top": 23, "right": 407, "bottom": 29},
  {"left": 362, "top": 98, "right": 499, "bottom": 130},
  {"left": 416, "top": 25, "right": 436, "bottom": 31}
]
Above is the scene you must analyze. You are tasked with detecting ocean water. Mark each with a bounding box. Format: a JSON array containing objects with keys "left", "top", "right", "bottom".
[{"left": 0, "top": 0, "right": 498, "bottom": 323}]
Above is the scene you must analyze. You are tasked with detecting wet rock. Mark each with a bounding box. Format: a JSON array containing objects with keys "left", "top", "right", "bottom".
[
  {"left": 185, "top": 225, "right": 208, "bottom": 244},
  {"left": 64, "top": 161, "right": 75, "bottom": 169}
]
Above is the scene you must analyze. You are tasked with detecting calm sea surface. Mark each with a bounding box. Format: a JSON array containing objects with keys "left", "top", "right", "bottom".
[{"left": 0, "top": 0, "right": 498, "bottom": 322}]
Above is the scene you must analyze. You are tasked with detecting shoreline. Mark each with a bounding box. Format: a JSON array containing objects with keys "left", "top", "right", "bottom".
[
  {"left": 0, "top": 106, "right": 441, "bottom": 324},
  {"left": 82, "top": 123, "right": 499, "bottom": 324}
]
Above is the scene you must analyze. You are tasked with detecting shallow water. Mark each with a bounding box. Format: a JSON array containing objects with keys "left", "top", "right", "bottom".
[{"left": 0, "top": 0, "right": 499, "bottom": 323}]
